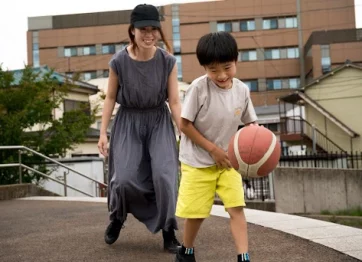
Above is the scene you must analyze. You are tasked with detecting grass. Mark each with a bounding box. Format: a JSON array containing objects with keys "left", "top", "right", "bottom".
[
  {"left": 321, "top": 207, "right": 362, "bottom": 217},
  {"left": 329, "top": 218, "right": 362, "bottom": 229},
  {"left": 316, "top": 207, "right": 362, "bottom": 229}
]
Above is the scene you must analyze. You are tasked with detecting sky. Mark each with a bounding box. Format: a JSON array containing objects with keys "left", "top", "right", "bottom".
[{"left": 0, "top": 0, "right": 361, "bottom": 70}]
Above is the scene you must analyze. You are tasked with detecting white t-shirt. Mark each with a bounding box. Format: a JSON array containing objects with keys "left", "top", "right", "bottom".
[{"left": 179, "top": 75, "right": 258, "bottom": 168}]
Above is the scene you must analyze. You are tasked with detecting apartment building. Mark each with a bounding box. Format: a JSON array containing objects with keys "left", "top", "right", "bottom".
[{"left": 27, "top": 0, "right": 360, "bottom": 129}]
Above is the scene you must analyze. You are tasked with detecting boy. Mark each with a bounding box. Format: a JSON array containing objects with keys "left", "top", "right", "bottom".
[{"left": 175, "top": 32, "right": 258, "bottom": 262}]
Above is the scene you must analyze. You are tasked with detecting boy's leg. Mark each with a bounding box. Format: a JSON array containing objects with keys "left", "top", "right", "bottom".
[
  {"left": 217, "top": 168, "right": 250, "bottom": 261},
  {"left": 183, "top": 218, "right": 204, "bottom": 248},
  {"left": 175, "top": 164, "right": 218, "bottom": 260},
  {"left": 226, "top": 207, "right": 248, "bottom": 254}
]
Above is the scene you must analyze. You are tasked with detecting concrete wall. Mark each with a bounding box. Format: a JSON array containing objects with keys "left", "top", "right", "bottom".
[
  {"left": 0, "top": 184, "right": 59, "bottom": 200},
  {"left": 274, "top": 167, "right": 362, "bottom": 214}
]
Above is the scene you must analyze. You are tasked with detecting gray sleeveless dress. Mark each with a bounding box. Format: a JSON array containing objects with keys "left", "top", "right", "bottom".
[{"left": 107, "top": 47, "right": 178, "bottom": 234}]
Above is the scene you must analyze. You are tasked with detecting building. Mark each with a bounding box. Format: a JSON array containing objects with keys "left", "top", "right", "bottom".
[
  {"left": 278, "top": 61, "right": 362, "bottom": 156},
  {"left": 10, "top": 66, "right": 102, "bottom": 158},
  {"left": 27, "top": 0, "right": 360, "bottom": 133}
]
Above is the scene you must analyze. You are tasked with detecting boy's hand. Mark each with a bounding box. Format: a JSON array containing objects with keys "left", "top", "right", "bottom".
[{"left": 209, "top": 146, "right": 232, "bottom": 169}]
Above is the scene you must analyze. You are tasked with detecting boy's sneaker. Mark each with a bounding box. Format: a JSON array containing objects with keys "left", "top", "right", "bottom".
[
  {"left": 104, "top": 219, "right": 124, "bottom": 245},
  {"left": 162, "top": 229, "right": 181, "bottom": 253},
  {"left": 174, "top": 248, "right": 196, "bottom": 262}
]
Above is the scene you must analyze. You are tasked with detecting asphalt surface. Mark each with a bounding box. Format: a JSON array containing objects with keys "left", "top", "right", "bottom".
[{"left": 0, "top": 200, "right": 360, "bottom": 262}]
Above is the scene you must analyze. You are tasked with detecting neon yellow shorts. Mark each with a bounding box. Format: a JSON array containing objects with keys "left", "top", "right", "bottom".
[{"left": 176, "top": 163, "right": 245, "bottom": 218}]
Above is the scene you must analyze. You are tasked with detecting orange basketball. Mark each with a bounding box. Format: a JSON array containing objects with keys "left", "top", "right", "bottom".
[{"left": 228, "top": 125, "right": 281, "bottom": 178}]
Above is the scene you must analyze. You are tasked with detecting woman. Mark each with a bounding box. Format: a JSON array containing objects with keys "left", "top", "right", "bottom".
[{"left": 97, "top": 4, "right": 181, "bottom": 253}]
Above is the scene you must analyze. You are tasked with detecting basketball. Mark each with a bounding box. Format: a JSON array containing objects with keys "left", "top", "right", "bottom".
[{"left": 228, "top": 125, "right": 281, "bottom": 178}]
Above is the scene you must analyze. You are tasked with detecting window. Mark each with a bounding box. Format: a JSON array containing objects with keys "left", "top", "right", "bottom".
[
  {"left": 267, "top": 79, "right": 282, "bottom": 90},
  {"left": 267, "top": 78, "right": 300, "bottom": 90},
  {"left": 173, "top": 33, "right": 180, "bottom": 40},
  {"left": 287, "top": 47, "right": 299, "bottom": 58},
  {"left": 265, "top": 47, "right": 299, "bottom": 60},
  {"left": 82, "top": 71, "right": 97, "bottom": 81},
  {"left": 173, "top": 25, "right": 180, "bottom": 33},
  {"left": 263, "top": 17, "right": 297, "bottom": 30},
  {"left": 172, "top": 18, "right": 180, "bottom": 26},
  {"left": 116, "top": 43, "right": 128, "bottom": 52},
  {"left": 64, "top": 99, "right": 91, "bottom": 115},
  {"left": 240, "top": 20, "right": 255, "bottom": 31},
  {"left": 244, "top": 80, "right": 258, "bottom": 92},
  {"left": 217, "top": 22, "right": 232, "bottom": 32},
  {"left": 82, "top": 46, "right": 96, "bottom": 56},
  {"left": 289, "top": 78, "right": 300, "bottom": 89},
  {"left": 172, "top": 4, "right": 179, "bottom": 12},
  {"left": 321, "top": 45, "right": 331, "bottom": 74},
  {"left": 271, "top": 49, "right": 280, "bottom": 59},
  {"left": 175, "top": 55, "right": 182, "bottom": 80},
  {"left": 103, "top": 70, "right": 109, "bottom": 77},
  {"left": 239, "top": 50, "right": 257, "bottom": 61},
  {"left": 33, "top": 50, "right": 40, "bottom": 67},
  {"left": 265, "top": 49, "right": 280, "bottom": 60},
  {"left": 102, "top": 45, "right": 115, "bottom": 54},
  {"left": 285, "top": 17, "right": 298, "bottom": 28},
  {"left": 232, "top": 22, "right": 240, "bottom": 32},
  {"left": 173, "top": 40, "right": 181, "bottom": 53},
  {"left": 263, "top": 19, "right": 278, "bottom": 30},
  {"left": 321, "top": 57, "right": 331, "bottom": 73},
  {"left": 263, "top": 123, "right": 279, "bottom": 132},
  {"left": 172, "top": 6, "right": 181, "bottom": 56},
  {"left": 64, "top": 47, "right": 77, "bottom": 57}
]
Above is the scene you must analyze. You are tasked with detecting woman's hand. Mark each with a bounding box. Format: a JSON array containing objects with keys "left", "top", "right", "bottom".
[{"left": 98, "top": 134, "right": 108, "bottom": 157}]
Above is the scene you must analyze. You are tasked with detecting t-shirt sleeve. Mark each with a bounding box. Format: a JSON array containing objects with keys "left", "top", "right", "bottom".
[
  {"left": 181, "top": 84, "right": 203, "bottom": 122},
  {"left": 241, "top": 87, "right": 258, "bottom": 124}
]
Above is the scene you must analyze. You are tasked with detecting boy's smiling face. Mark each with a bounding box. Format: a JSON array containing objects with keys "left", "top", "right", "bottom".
[{"left": 204, "top": 61, "right": 237, "bottom": 89}]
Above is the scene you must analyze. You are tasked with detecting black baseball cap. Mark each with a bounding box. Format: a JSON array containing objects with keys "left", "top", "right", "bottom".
[{"left": 130, "top": 4, "right": 161, "bottom": 29}]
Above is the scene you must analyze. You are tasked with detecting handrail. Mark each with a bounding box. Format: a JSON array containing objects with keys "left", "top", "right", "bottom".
[
  {"left": 293, "top": 116, "right": 346, "bottom": 152},
  {"left": 0, "top": 163, "right": 93, "bottom": 197},
  {"left": 0, "top": 146, "right": 107, "bottom": 188},
  {"left": 280, "top": 116, "right": 346, "bottom": 153}
]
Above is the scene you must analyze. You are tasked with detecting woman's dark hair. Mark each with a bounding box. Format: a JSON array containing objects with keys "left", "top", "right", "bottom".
[
  {"left": 196, "top": 32, "right": 239, "bottom": 66},
  {"left": 128, "top": 25, "right": 172, "bottom": 54}
]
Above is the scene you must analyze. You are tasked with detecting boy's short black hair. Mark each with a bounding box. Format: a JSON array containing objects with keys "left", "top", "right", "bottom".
[{"left": 196, "top": 32, "right": 239, "bottom": 66}]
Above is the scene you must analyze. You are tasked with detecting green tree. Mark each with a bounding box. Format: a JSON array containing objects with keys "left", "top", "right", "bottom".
[{"left": 0, "top": 65, "right": 97, "bottom": 185}]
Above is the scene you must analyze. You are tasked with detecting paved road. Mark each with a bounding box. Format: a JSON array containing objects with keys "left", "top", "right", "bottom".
[{"left": 0, "top": 200, "right": 359, "bottom": 262}]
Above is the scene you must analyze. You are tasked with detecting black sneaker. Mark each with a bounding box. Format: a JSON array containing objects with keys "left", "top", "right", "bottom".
[
  {"left": 163, "top": 229, "right": 181, "bottom": 254},
  {"left": 104, "top": 219, "right": 124, "bottom": 245},
  {"left": 174, "top": 247, "right": 196, "bottom": 262}
]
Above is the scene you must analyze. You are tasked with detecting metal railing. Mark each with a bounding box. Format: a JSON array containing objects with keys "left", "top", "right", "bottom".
[
  {"left": 0, "top": 146, "right": 108, "bottom": 197},
  {"left": 280, "top": 116, "right": 346, "bottom": 153}
]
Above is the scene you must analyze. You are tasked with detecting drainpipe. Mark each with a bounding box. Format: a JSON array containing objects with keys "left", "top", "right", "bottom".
[{"left": 297, "top": 0, "right": 305, "bottom": 87}]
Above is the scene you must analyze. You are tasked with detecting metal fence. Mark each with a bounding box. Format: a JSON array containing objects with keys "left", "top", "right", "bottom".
[
  {"left": 279, "top": 151, "right": 362, "bottom": 169},
  {"left": 244, "top": 151, "right": 362, "bottom": 202},
  {"left": 243, "top": 176, "right": 272, "bottom": 201}
]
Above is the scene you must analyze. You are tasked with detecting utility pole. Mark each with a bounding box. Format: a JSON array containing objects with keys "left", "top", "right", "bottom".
[{"left": 297, "top": 0, "right": 305, "bottom": 87}]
